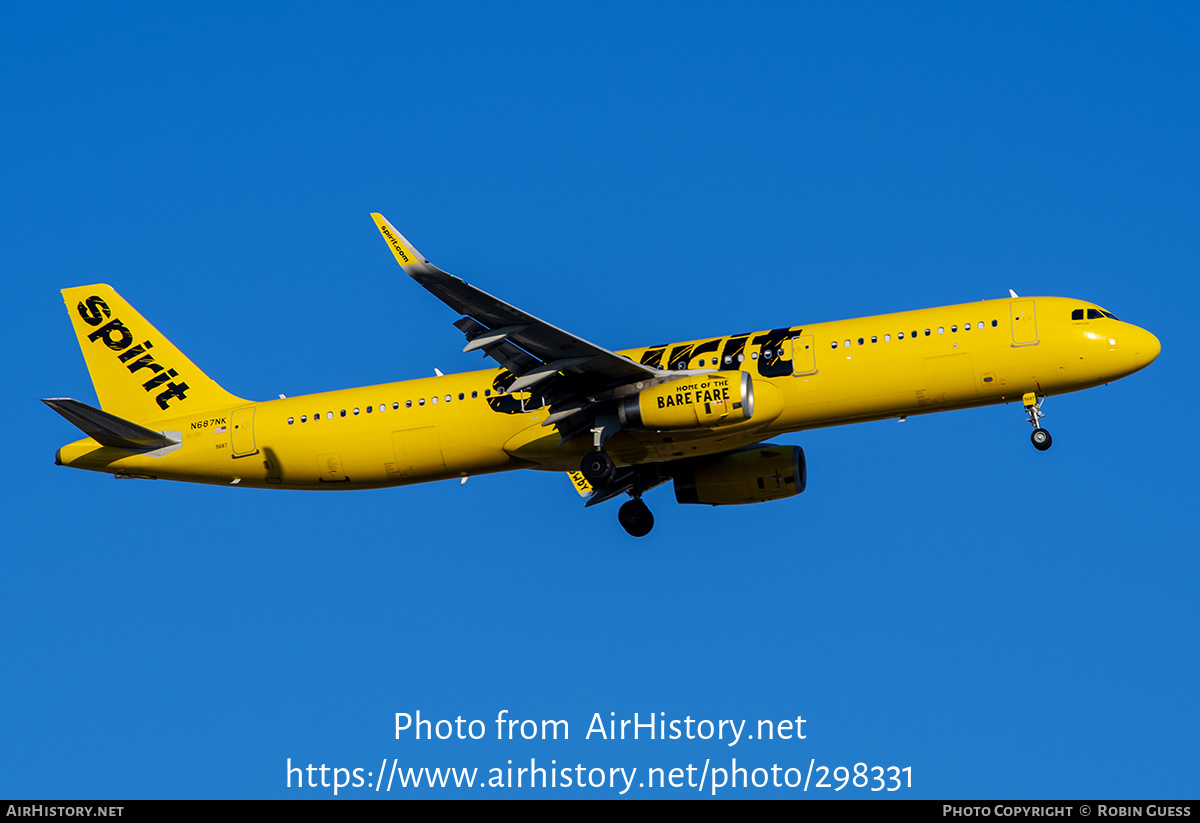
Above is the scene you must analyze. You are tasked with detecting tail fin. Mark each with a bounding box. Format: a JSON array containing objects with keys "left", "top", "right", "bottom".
[{"left": 61, "top": 284, "right": 246, "bottom": 423}]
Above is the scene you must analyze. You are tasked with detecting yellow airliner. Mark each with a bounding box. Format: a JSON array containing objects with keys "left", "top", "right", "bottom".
[{"left": 46, "top": 214, "right": 1161, "bottom": 536}]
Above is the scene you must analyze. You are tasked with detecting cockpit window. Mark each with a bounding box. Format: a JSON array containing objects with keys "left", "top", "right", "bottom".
[{"left": 1075, "top": 307, "right": 1121, "bottom": 321}]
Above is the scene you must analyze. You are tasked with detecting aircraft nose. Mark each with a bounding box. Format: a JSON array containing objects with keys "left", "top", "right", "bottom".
[{"left": 1128, "top": 324, "right": 1161, "bottom": 371}]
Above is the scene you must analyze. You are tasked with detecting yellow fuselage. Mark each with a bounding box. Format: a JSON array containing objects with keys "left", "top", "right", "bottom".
[{"left": 57, "top": 296, "right": 1160, "bottom": 488}]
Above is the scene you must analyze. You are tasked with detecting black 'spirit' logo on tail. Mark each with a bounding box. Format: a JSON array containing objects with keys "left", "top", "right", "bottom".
[{"left": 77, "top": 296, "right": 190, "bottom": 410}]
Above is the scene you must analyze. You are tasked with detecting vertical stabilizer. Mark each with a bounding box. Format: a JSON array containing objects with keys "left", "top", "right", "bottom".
[{"left": 61, "top": 284, "right": 246, "bottom": 423}]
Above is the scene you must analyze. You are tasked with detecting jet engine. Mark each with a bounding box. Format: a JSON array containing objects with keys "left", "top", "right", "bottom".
[
  {"left": 674, "top": 445, "right": 806, "bottom": 506},
  {"left": 618, "top": 371, "right": 753, "bottom": 430}
]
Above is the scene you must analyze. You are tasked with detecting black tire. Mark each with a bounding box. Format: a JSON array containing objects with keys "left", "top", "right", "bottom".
[
  {"left": 619, "top": 499, "right": 654, "bottom": 537},
  {"left": 580, "top": 451, "right": 616, "bottom": 486},
  {"left": 1031, "top": 428, "right": 1052, "bottom": 451}
]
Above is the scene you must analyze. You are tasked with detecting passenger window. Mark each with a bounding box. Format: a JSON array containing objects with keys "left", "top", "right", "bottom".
[
  {"left": 419, "top": 398, "right": 425, "bottom": 406},
  {"left": 485, "top": 390, "right": 491, "bottom": 396},
  {"left": 366, "top": 405, "right": 372, "bottom": 413},
  {"left": 406, "top": 400, "right": 412, "bottom": 408},
  {"left": 340, "top": 409, "right": 347, "bottom": 417},
  {"left": 431, "top": 397, "right": 438, "bottom": 404},
  {"left": 353, "top": 408, "right": 360, "bottom": 415},
  {"left": 871, "top": 336, "right": 877, "bottom": 343},
  {"left": 752, "top": 351, "right": 760, "bottom": 358},
  {"left": 299, "top": 415, "right": 306, "bottom": 423},
  {"left": 445, "top": 395, "right": 451, "bottom": 402},
  {"left": 924, "top": 329, "right": 931, "bottom": 336},
  {"left": 392, "top": 402, "right": 399, "bottom": 410},
  {"left": 938, "top": 327, "right": 944, "bottom": 335},
  {"left": 844, "top": 340, "right": 851, "bottom": 348},
  {"left": 884, "top": 334, "right": 891, "bottom": 342},
  {"left": 472, "top": 391, "right": 478, "bottom": 399},
  {"left": 911, "top": 330, "right": 917, "bottom": 338},
  {"left": 857, "top": 338, "right": 864, "bottom": 345},
  {"left": 458, "top": 393, "right": 465, "bottom": 400},
  {"left": 951, "top": 325, "right": 957, "bottom": 332},
  {"left": 326, "top": 412, "right": 333, "bottom": 419},
  {"left": 288, "top": 417, "right": 294, "bottom": 425},
  {"left": 831, "top": 341, "right": 838, "bottom": 349},
  {"left": 898, "top": 332, "right": 904, "bottom": 339}
]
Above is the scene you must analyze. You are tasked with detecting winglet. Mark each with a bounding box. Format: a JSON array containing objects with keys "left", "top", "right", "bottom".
[
  {"left": 371, "top": 213, "right": 428, "bottom": 269},
  {"left": 567, "top": 471, "right": 594, "bottom": 498}
]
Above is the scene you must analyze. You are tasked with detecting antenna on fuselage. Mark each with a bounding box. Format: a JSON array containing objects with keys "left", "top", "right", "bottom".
[{"left": 1009, "top": 289, "right": 1020, "bottom": 298}]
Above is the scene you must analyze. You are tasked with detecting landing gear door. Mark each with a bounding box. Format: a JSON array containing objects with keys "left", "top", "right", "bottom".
[
  {"left": 792, "top": 334, "right": 817, "bottom": 376},
  {"left": 1010, "top": 299, "right": 1039, "bottom": 347}
]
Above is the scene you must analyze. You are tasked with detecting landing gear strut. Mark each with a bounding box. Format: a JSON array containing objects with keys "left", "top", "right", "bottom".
[
  {"left": 581, "top": 417, "right": 620, "bottom": 486},
  {"left": 1024, "top": 392, "right": 1052, "bottom": 451},
  {"left": 618, "top": 497, "right": 654, "bottom": 537}
]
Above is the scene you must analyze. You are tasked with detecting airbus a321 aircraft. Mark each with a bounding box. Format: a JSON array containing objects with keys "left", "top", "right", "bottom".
[{"left": 45, "top": 214, "right": 1160, "bottom": 536}]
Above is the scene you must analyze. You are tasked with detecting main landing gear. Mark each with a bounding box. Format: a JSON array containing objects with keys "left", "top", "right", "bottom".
[
  {"left": 618, "top": 497, "right": 654, "bottom": 538},
  {"left": 579, "top": 449, "right": 656, "bottom": 537},
  {"left": 1024, "top": 392, "right": 1052, "bottom": 451},
  {"left": 581, "top": 417, "right": 619, "bottom": 486},
  {"left": 580, "top": 450, "right": 616, "bottom": 486}
]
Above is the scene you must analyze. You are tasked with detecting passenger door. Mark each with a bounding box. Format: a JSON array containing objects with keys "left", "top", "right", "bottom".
[
  {"left": 1010, "top": 299, "right": 1039, "bottom": 347},
  {"left": 230, "top": 405, "right": 257, "bottom": 457},
  {"left": 792, "top": 334, "right": 817, "bottom": 376}
]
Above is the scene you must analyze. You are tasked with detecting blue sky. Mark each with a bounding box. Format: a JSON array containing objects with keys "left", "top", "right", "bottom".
[{"left": 3, "top": 2, "right": 1197, "bottom": 798}]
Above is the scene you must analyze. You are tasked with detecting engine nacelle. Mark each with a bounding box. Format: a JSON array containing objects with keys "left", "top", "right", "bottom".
[
  {"left": 619, "top": 371, "right": 752, "bottom": 430},
  {"left": 674, "top": 445, "right": 806, "bottom": 506}
]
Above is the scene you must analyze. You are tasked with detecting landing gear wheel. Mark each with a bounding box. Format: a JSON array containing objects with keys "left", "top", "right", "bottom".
[
  {"left": 1031, "top": 428, "right": 1052, "bottom": 451},
  {"left": 619, "top": 499, "right": 654, "bottom": 537},
  {"left": 580, "top": 451, "right": 616, "bottom": 486}
]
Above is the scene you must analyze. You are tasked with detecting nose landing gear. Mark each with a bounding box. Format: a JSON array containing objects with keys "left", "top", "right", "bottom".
[
  {"left": 1031, "top": 428, "right": 1052, "bottom": 450},
  {"left": 1024, "top": 392, "right": 1052, "bottom": 451}
]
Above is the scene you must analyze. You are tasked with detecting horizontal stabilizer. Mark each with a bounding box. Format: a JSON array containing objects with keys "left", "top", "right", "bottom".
[{"left": 42, "top": 398, "right": 181, "bottom": 451}]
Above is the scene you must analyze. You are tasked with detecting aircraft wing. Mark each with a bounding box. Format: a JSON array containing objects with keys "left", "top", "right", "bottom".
[{"left": 371, "top": 214, "right": 665, "bottom": 431}]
